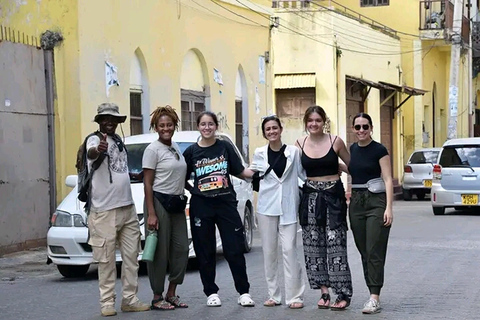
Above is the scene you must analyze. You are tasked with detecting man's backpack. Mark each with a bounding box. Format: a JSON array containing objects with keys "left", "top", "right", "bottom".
[{"left": 76, "top": 131, "right": 106, "bottom": 204}]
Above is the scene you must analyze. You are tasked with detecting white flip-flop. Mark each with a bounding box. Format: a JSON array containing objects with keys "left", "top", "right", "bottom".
[
  {"left": 238, "top": 293, "right": 255, "bottom": 307},
  {"left": 207, "top": 293, "right": 222, "bottom": 307}
]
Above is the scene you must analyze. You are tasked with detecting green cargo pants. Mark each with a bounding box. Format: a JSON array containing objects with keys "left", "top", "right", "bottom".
[{"left": 349, "top": 190, "right": 391, "bottom": 295}]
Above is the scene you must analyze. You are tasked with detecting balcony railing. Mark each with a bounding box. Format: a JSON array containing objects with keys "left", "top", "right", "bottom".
[
  {"left": 419, "top": 0, "right": 470, "bottom": 44},
  {"left": 272, "top": 0, "right": 311, "bottom": 9},
  {"left": 272, "top": 0, "right": 398, "bottom": 38},
  {"left": 473, "top": 22, "right": 480, "bottom": 58}
]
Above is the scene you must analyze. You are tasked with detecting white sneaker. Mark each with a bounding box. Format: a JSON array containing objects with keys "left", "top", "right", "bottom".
[
  {"left": 362, "top": 298, "right": 381, "bottom": 314},
  {"left": 238, "top": 293, "right": 255, "bottom": 307}
]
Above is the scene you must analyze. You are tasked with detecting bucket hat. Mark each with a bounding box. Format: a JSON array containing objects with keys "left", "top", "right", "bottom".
[{"left": 94, "top": 103, "right": 127, "bottom": 123}]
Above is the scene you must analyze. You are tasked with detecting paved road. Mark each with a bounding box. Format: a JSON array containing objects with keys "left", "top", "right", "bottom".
[{"left": 1, "top": 200, "right": 480, "bottom": 320}]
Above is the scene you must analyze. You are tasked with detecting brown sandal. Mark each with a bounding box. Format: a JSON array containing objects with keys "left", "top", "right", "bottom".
[
  {"left": 151, "top": 298, "right": 175, "bottom": 310},
  {"left": 166, "top": 295, "right": 188, "bottom": 308}
]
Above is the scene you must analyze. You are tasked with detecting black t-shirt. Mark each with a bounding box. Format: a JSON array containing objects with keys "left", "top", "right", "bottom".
[
  {"left": 183, "top": 139, "right": 244, "bottom": 199},
  {"left": 268, "top": 146, "right": 287, "bottom": 178},
  {"left": 348, "top": 140, "right": 388, "bottom": 184}
]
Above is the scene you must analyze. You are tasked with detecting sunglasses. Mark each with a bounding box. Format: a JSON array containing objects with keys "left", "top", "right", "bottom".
[
  {"left": 354, "top": 124, "right": 370, "bottom": 131},
  {"left": 168, "top": 147, "right": 180, "bottom": 161}
]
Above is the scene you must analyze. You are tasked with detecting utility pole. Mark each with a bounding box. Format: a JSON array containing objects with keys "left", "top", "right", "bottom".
[{"left": 447, "top": 0, "right": 464, "bottom": 140}]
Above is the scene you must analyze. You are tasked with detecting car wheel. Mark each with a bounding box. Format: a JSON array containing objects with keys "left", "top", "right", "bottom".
[
  {"left": 243, "top": 205, "right": 253, "bottom": 253},
  {"left": 417, "top": 192, "right": 426, "bottom": 201},
  {"left": 432, "top": 207, "right": 445, "bottom": 216},
  {"left": 57, "top": 264, "right": 89, "bottom": 278},
  {"left": 403, "top": 188, "right": 412, "bottom": 201}
]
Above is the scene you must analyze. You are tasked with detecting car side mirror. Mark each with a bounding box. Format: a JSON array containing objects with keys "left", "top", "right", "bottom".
[{"left": 65, "top": 175, "right": 78, "bottom": 188}]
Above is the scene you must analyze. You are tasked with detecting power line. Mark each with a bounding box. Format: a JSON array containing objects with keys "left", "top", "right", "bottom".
[
  {"left": 233, "top": 0, "right": 437, "bottom": 56},
  {"left": 208, "top": 0, "right": 268, "bottom": 29},
  {"left": 184, "top": 0, "right": 268, "bottom": 28},
  {"left": 309, "top": 1, "right": 422, "bottom": 39},
  {"left": 292, "top": 10, "right": 414, "bottom": 50}
]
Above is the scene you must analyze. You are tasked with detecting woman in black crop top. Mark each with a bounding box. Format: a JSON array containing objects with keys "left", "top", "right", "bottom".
[
  {"left": 348, "top": 113, "right": 393, "bottom": 314},
  {"left": 295, "top": 105, "right": 352, "bottom": 311}
]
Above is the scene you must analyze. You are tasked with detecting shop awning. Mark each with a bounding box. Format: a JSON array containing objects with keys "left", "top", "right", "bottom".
[
  {"left": 379, "top": 81, "right": 428, "bottom": 114},
  {"left": 379, "top": 81, "right": 428, "bottom": 96},
  {"left": 346, "top": 75, "right": 395, "bottom": 91},
  {"left": 346, "top": 76, "right": 428, "bottom": 118},
  {"left": 274, "top": 73, "right": 316, "bottom": 89}
]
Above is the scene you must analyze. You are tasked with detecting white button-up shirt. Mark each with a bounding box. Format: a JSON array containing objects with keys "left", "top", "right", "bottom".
[{"left": 250, "top": 144, "right": 306, "bottom": 225}]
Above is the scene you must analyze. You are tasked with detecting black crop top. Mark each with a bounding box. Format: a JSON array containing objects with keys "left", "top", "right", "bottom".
[
  {"left": 300, "top": 135, "right": 339, "bottom": 177},
  {"left": 348, "top": 140, "right": 388, "bottom": 184}
]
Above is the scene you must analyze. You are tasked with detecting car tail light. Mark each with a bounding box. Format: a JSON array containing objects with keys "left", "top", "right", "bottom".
[
  {"left": 433, "top": 164, "right": 442, "bottom": 180},
  {"left": 404, "top": 165, "right": 412, "bottom": 173}
]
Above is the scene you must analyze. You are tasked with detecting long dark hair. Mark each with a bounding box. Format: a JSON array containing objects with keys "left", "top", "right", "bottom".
[
  {"left": 352, "top": 112, "right": 373, "bottom": 126},
  {"left": 196, "top": 111, "right": 219, "bottom": 127}
]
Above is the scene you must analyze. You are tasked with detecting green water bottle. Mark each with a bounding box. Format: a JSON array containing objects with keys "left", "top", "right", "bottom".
[{"left": 142, "top": 230, "right": 157, "bottom": 262}]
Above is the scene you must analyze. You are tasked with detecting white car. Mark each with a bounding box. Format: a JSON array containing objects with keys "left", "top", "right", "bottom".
[
  {"left": 47, "top": 131, "right": 254, "bottom": 278},
  {"left": 431, "top": 137, "right": 480, "bottom": 215},
  {"left": 402, "top": 148, "right": 441, "bottom": 200}
]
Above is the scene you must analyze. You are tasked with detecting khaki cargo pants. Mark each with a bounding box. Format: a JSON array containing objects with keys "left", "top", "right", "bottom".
[{"left": 88, "top": 204, "right": 141, "bottom": 307}]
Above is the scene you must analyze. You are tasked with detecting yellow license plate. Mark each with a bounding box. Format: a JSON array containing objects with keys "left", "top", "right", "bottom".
[
  {"left": 423, "top": 180, "right": 432, "bottom": 188},
  {"left": 461, "top": 194, "right": 478, "bottom": 205}
]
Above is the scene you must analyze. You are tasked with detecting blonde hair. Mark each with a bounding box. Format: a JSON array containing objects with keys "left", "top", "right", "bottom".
[{"left": 149, "top": 105, "right": 180, "bottom": 131}]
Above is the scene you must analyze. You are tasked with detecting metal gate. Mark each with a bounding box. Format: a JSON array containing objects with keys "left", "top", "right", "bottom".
[{"left": 0, "top": 31, "right": 55, "bottom": 255}]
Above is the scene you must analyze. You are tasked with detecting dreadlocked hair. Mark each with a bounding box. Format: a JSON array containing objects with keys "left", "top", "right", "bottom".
[{"left": 149, "top": 105, "right": 180, "bottom": 131}]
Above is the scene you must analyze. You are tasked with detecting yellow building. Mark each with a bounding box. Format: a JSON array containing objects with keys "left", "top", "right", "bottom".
[
  {"left": 1, "top": 0, "right": 273, "bottom": 201},
  {"left": 270, "top": 0, "right": 424, "bottom": 190},
  {"left": 326, "top": 0, "right": 473, "bottom": 153}
]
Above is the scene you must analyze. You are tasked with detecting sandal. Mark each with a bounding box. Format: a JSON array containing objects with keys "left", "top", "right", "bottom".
[
  {"left": 166, "top": 295, "right": 188, "bottom": 308},
  {"left": 288, "top": 302, "right": 304, "bottom": 309},
  {"left": 317, "top": 293, "right": 331, "bottom": 309},
  {"left": 207, "top": 293, "right": 222, "bottom": 307},
  {"left": 330, "top": 294, "right": 351, "bottom": 311},
  {"left": 151, "top": 298, "right": 175, "bottom": 311},
  {"left": 263, "top": 299, "right": 281, "bottom": 307}
]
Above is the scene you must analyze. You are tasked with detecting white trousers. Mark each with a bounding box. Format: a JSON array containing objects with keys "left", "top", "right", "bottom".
[{"left": 257, "top": 214, "right": 305, "bottom": 305}]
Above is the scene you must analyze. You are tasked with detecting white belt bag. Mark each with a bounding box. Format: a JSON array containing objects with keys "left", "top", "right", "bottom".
[{"left": 351, "top": 178, "right": 386, "bottom": 193}]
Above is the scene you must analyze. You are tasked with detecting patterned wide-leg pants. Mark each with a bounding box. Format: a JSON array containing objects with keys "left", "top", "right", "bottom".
[{"left": 302, "top": 188, "right": 353, "bottom": 298}]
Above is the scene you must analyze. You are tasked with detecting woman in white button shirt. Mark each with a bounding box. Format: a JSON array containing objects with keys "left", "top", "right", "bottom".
[{"left": 249, "top": 115, "right": 306, "bottom": 309}]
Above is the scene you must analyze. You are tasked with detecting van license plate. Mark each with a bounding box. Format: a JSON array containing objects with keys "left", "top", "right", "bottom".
[
  {"left": 423, "top": 180, "right": 432, "bottom": 188},
  {"left": 461, "top": 194, "right": 478, "bottom": 205}
]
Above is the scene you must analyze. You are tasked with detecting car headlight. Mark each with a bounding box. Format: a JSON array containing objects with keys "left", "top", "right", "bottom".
[
  {"left": 72, "top": 214, "right": 86, "bottom": 227},
  {"left": 51, "top": 211, "right": 85, "bottom": 227}
]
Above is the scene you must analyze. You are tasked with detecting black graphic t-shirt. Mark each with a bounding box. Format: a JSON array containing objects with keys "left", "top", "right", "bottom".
[{"left": 183, "top": 139, "right": 244, "bottom": 200}]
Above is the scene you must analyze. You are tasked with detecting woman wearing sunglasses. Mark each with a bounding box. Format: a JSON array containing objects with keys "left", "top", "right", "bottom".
[
  {"left": 348, "top": 113, "right": 393, "bottom": 314},
  {"left": 183, "top": 111, "right": 255, "bottom": 308},
  {"left": 295, "top": 105, "right": 352, "bottom": 311},
  {"left": 142, "top": 106, "right": 189, "bottom": 310},
  {"left": 249, "top": 115, "right": 306, "bottom": 309}
]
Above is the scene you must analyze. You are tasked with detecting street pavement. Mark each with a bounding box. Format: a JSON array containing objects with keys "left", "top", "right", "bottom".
[{"left": 1, "top": 200, "right": 480, "bottom": 320}]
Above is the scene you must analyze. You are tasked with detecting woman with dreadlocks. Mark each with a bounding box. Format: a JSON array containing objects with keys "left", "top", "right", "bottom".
[{"left": 142, "top": 105, "right": 189, "bottom": 311}]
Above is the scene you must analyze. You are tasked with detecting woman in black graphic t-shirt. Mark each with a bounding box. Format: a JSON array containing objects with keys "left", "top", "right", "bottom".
[
  {"left": 183, "top": 111, "right": 255, "bottom": 308},
  {"left": 348, "top": 113, "right": 393, "bottom": 315}
]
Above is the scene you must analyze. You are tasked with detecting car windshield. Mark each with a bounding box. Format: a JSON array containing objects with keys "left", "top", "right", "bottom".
[
  {"left": 439, "top": 145, "right": 480, "bottom": 168},
  {"left": 126, "top": 141, "right": 194, "bottom": 181},
  {"left": 408, "top": 151, "right": 439, "bottom": 164}
]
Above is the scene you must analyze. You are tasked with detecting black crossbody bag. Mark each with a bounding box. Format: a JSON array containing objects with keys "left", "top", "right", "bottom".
[
  {"left": 153, "top": 191, "right": 187, "bottom": 214},
  {"left": 252, "top": 144, "right": 287, "bottom": 192}
]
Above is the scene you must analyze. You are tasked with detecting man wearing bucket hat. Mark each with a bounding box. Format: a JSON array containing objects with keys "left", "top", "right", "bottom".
[{"left": 86, "top": 103, "right": 150, "bottom": 317}]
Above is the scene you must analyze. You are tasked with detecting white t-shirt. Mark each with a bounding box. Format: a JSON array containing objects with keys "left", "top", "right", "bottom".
[
  {"left": 142, "top": 140, "right": 187, "bottom": 195},
  {"left": 86, "top": 134, "right": 133, "bottom": 212}
]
